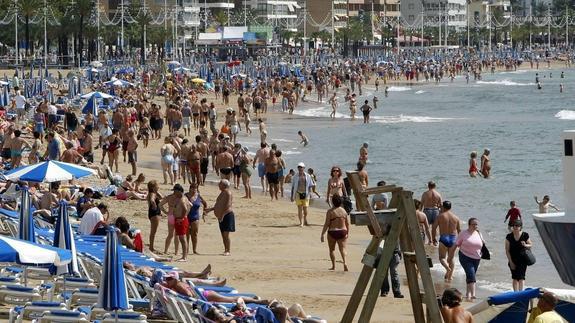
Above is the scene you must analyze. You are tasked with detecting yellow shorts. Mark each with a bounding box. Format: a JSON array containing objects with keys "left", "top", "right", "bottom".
[{"left": 295, "top": 196, "right": 309, "bottom": 207}]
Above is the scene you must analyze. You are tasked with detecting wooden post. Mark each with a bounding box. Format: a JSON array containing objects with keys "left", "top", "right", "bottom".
[{"left": 341, "top": 173, "right": 441, "bottom": 323}]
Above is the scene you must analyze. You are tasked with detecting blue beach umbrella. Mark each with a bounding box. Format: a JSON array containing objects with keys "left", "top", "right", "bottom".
[
  {"left": 5, "top": 160, "right": 97, "bottom": 183},
  {"left": 0, "top": 235, "right": 72, "bottom": 266},
  {"left": 50, "top": 200, "right": 79, "bottom": 276},
  {"left": 97, "top": 229, "right": 129, "bottom": 312},
  {"left": 18, "top": 188, "right": 35, "bottom": 243}
]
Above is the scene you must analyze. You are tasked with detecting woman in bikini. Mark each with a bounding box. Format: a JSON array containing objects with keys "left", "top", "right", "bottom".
[
  {"left": 321, "top": 194, "right": 350, "bottom": 271},
  {"left": 107, "top": 129, "right": 121, "bottom": 173},
  {"left": 469, "top": 151, "right": 478, "bottom": 177},
  {"left": 147, "top": 180, "right": 163, "bottom": 252},
  {"left": 325, "top": 166, "right": 345, "bottom": 207}
]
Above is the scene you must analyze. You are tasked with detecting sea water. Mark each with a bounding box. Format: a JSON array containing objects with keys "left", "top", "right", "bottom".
[{"left": 241, "top": 68, "right": 575, "bottom": 293}]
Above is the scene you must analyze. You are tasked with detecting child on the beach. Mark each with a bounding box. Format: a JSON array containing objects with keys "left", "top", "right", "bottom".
[
  {"left": 307, "top": 168, "right": 321, "bottom": 198},
  {"left": 469, "top": 151, "right": 478, "bottom": 177},
  {"left": 534, "top": 195, "right": 560, "bottom": 213},
  {"left": 284, "top": 169, "right": 295, "bottom": 184},
  {"left": 298, "top": 131, "right": 309, "bottom": 147},
  {"left": 384, "top": 86, "right": 389, "bottom": 97},
  {"left": 504, "top": 201, "right": 522, "bottom": 230}
]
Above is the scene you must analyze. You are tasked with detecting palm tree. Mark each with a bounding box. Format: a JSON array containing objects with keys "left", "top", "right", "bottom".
[
  {"left": 213, "top": 9, "right": 228, "bottom": 27},
  {"left": 18, "top": 0, "right": 42, "bottom": 56},
  {"left": 75, "top": 0, "right": 94, "bottom": 65}
]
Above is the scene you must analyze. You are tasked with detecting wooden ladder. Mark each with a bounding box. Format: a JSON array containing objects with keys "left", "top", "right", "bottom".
[{"left": 341, "top": 171, "right": 442, "bottom": 323}]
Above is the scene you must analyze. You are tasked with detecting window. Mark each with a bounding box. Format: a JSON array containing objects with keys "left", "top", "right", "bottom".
[
  {"left": 409, "top": 15, "right": 415, "bottom": 20},
  {"left": 408, "top": 3, "right": 414, "bottom": 9}
]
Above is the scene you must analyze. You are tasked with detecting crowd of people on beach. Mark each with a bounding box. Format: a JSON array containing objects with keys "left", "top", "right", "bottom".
[{"left": 0, "top": 46, "right": 572, "bottom": 321}]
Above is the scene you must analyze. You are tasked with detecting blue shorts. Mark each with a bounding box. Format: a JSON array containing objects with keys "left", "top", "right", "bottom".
[
  {"left": 219, "top": 212, "right": 236, "bottom": 233},
  {"left": 257, "top": 163, "right": 266, "bottom": 178},
  {"left": 459, "top": 251, "right": 480, "bottom": 283},
  {"left": 423, "top": 208, "right": 439, "bottom": 224},
  {"left": 439, "top": 234, "right": 457, "bottom": 248}
]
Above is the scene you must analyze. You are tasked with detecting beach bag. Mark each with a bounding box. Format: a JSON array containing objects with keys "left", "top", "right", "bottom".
[
  {"left": 520, "top": 248, "right": 536, "bottom": 266},
  {"left": 479, "top": 232, "right": 490, "bottom": 260},
  {"left": 133, "top": 231, "right": 144, "bottom": 252}
]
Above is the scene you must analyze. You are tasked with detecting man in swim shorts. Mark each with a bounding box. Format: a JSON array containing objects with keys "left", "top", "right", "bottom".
[
  {"left": 432, "top": 201, "right": 461, "bottom": 282},
  {"left": 290, "top": 162, "right": 314, "bottom": 226},
  {"left": 421, "top": 181, "right": 442, "bottom": 226},
  {"left": 216, "top": 146, "right": 234, "bottom": 180},
  {"left": 204, "top": 179, "right": 235, "bottom": 256},
  {"left": 160, "top": 184, "right": 191, "bottom": 261},
  {"left": 252, "top": 142, "right": 270, "bottom": 192},
  {"left": 195, "top": 135, "right": 209, "bottom": 185},
  {"left": 264, "top": 149, "right": 280, "bottom": 200}
]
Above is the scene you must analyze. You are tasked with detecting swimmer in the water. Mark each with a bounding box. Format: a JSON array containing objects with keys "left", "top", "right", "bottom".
[
  {"left": 560, "top": 83, "right": 564, "bottom": 93},
  {"left": 298, "top": 131, "right": 309, "bottom": 147},
  {"left": 469, "top": 151, "right": 478, "bottom": 177}
]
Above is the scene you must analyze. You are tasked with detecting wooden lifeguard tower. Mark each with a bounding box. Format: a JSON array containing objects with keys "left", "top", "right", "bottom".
[{"left": 341, "top": 172, "right": 442, "bottom": 323}]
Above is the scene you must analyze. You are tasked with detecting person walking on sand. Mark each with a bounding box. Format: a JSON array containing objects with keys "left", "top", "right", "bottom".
[
  {"left": 253, "top": 142, "right": 270, "bottom": 193},
  {"left": 480, "top": 149, "right": 491, "bottom": 178},
  {"left": 204, "top": 179, "right": 235, "bottom": 256},
  {"left": 505, "top": 219, "right": 533, "bottom": 291},
  {"left": 534, "top": 195, "right": 560, "bottom": 213},
  {"left": 321, "top": 194, "right": 350, "bottom": 271},
  {"left": 432, "top": 201, "right": 461, "bottom": 282},
  {"left": 421, "top": 181, "right": 442, "bottom": 227},
  {"left": 159, "top": 184, "right": 191, "bottom": 261},
  {"left": 291, "top": 162, "right": 314, "bottom": 226}
]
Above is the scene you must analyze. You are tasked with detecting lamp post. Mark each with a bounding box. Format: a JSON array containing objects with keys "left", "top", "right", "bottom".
[
  {"left": 14, "top": 0, "right": 18, "bottom": 66},
  {"left": 43, "top": 0, "right": 47, "bottom": 73}
]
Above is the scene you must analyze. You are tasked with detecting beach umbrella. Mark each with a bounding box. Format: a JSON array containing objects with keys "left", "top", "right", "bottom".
[
  {"left": 50, "top": 200, "right": 79, "bottom": 276},
  {"left": 4, "top": 160, "right": 97, "bottom": 183},
  {"left": 18, "top": 188, "right": 35, "bottom": 243},
  {"left": 97, "top": 229, "right": 129, "bottom": 315},
  {"left": 191, "top": 78, "right": 206, "bottom": 84},
  {"left": 91, "top": 61, "right": 103, "bottom": 68},
  {"left": 104, "top": 79, "right": 134, "bottom": 87},
  {"left": 81, "top": 91, "right": 114, "bottom": 100},
  {"left": 82, "top": 95, "right": 110, "bottom": 115},
  {"left": 0, "top": 235, "right": 72, "bottom": 267}
]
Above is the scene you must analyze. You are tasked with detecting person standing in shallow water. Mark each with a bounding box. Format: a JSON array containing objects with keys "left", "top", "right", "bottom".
[
  {"left": 469, "top": 151, "right": 478, "bottom": 177},
  {"left": 480, "top": 149, "right": 491, "bottom": 178}
]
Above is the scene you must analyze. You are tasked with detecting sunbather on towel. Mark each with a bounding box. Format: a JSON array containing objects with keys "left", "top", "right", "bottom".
[
  {"left": 123, "top": 262, "right": 224, "bottom": 287},
  {"left": 162, "top": 271, "right": 269, "bottom": 306}
]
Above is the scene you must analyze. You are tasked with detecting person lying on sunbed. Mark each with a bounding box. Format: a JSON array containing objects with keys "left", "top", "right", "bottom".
[
  {"left": 123, "top": 262, "right": 225, "bottom": 287},
  {"left": 161, "top": 271, "right": 269, "bottom": 306},
  {"left": 204, "top": 299, "right": 326, "bottom": 323}
]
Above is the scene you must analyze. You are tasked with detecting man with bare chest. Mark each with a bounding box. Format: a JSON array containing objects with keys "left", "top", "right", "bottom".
[
  {"left": 265, "top": 150, "right": 280, "bottom": 200},
  {"left": 421, "top": 181, "right": 443, "bottom": 226},
  {"left": 432, "top": 201, "right": 461, "bottom": 282}
]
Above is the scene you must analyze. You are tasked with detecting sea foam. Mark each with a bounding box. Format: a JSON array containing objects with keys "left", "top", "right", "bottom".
[
  {"left": 372, "top": 114, "right": 455, "bottom": 124},
  {"left": 555, "top": 110, "right": 575, "bottom": 120},
  {"left": 476, "top": 79, "right": 535, "bottom": 86},
  {"left": 387, "top": 86, "right": 412, "bottom": 92}
]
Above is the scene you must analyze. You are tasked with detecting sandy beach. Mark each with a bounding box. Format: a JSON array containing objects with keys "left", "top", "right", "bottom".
[
  {"left": 89, "top": 109, "right": 418, "bottom": 323},
  {"left": 3, "top": 58, "right": 571, "bottom": 322}
]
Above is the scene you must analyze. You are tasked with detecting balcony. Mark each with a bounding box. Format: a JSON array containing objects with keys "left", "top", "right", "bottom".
[{"left": 200, "top": 0, "right": 234, "bottom": 8}]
